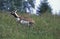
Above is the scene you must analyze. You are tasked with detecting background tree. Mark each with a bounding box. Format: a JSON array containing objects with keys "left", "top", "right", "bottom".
[
  {"left": 0, "top": 0, "right": 4, "bottom": 10},
  {"left": 39, "top": 0, "right": 51, "bottom": 13},
  {"left": 28, "top": 0, "right": 34, "bottom": 8}
]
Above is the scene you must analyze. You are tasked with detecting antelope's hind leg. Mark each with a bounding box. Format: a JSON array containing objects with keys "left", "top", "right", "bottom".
[{"left": 28, "top": 22, "right": 34, "bottom": 26}]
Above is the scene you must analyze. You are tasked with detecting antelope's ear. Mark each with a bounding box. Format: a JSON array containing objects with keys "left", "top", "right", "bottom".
[{"left": 15, "top": 10, "right": 17, "bottom": 13}]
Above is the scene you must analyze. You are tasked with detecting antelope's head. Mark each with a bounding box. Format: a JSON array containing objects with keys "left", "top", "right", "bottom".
[
  {"left": 10, "top": 10, "right": 19, "bottom": 18},
  {"left": 11, "top": 10, "right": 17, "bottom": 15}
]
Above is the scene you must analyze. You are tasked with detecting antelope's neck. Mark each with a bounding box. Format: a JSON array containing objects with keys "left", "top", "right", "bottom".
[
  {"left": 15, "top": 13, "right": 19, "bottom": 17},
  {"left": 12, "top": 13, "right": 19, "bottom": 18},
  {"left": 13, "top": 14, "right": 18, "bottom": 18}
]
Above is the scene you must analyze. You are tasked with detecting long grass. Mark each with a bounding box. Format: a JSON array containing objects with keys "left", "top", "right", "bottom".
[{"left": 0, "top": 12, "right": 60, "bottom": 39}]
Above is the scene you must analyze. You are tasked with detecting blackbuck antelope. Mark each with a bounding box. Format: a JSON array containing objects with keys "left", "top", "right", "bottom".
[{"left": 10, "top": 10, "right": 35, "bottom": 26}]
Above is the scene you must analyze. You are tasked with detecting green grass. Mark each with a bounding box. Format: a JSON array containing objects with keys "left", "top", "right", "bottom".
[{"left": 0, "top": 12, "right": 60, "bottom": 39}]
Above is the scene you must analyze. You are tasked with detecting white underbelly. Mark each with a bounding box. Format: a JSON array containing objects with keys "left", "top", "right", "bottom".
[
  {"left": 20, "top": 20, "right": 29, "bottom": 24},
  {"left": 16, "top": 18, "right": 29, "bottom": 24}
]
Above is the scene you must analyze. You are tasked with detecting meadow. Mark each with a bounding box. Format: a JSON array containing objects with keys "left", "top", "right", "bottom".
[{"left": 0, "top": 12, "right": 60, "bottom": 39}]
